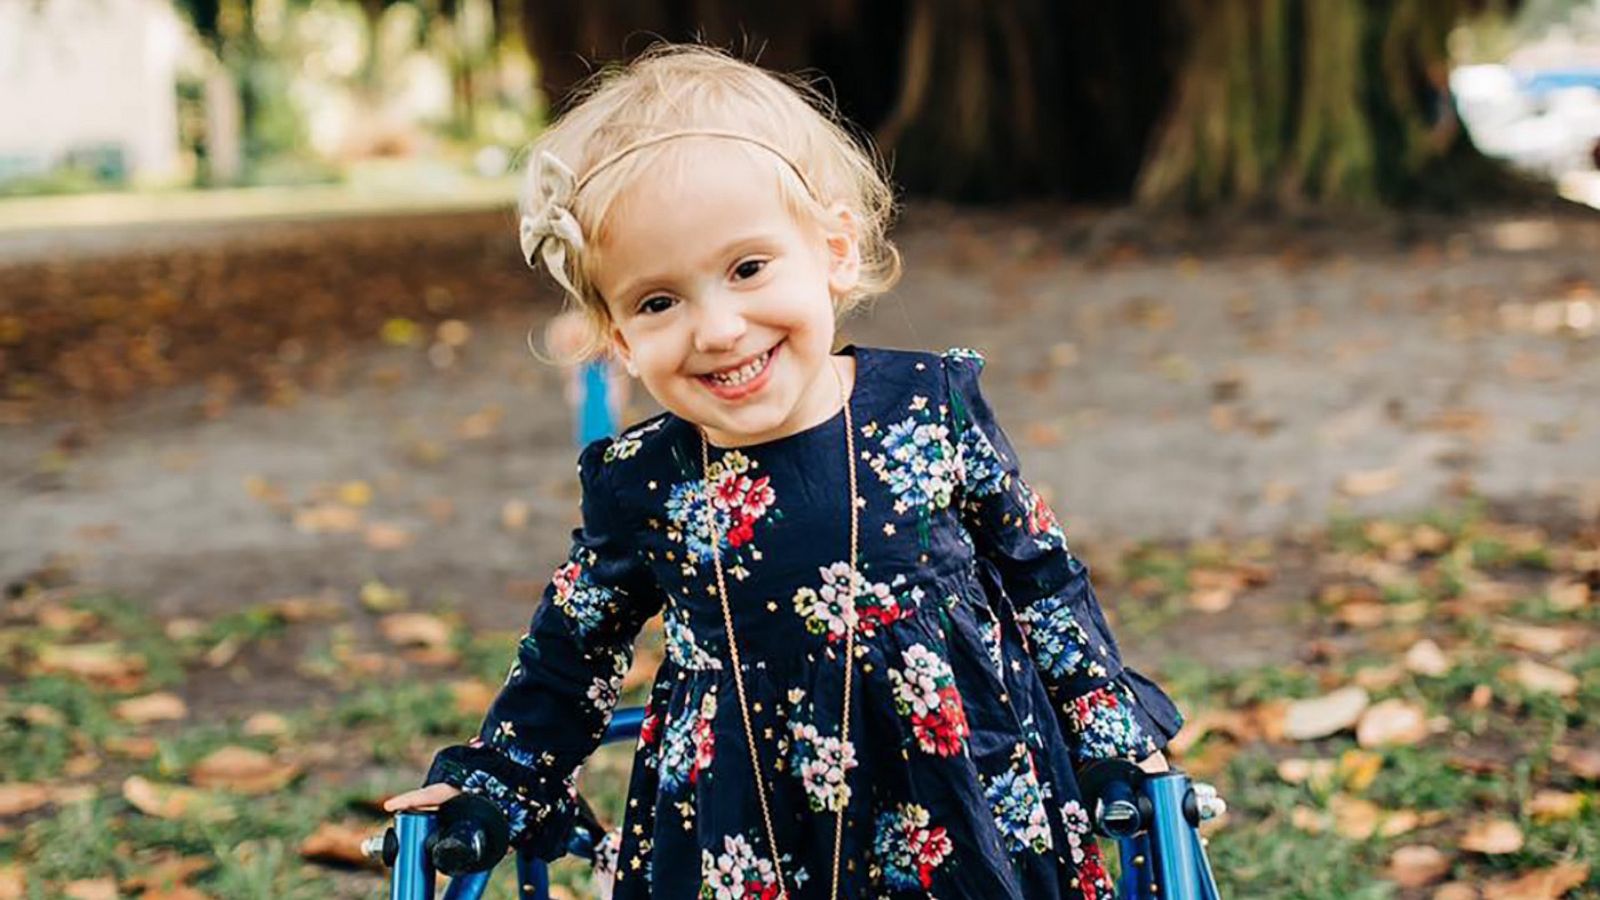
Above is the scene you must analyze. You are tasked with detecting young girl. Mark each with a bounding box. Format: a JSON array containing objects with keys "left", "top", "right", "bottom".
[{"left": 386, "top": 44, "right": 1183, "bottom": 900}]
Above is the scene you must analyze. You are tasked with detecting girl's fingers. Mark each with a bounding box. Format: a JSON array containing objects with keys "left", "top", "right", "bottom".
[{"left": 382, "top": 783, "right": 462, "bottom": 812}]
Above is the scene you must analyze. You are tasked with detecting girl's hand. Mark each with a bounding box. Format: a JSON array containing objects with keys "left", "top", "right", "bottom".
[
  {"left": 1136, "top": 750, "right": 1171, "bottom": 774},
  {"left": 383, "top": 783, "right": 462, "bottom": 813}
]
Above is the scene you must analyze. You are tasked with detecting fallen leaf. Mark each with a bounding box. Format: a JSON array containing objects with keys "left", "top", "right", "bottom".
[
  {"left": 501, "top": 499, "right": 531, "bottom": 531},
  {"left": 0, "top": 784, "right": 51, "bottom": 817},
  {"left": 1552, "top": 744, "right": 1600, "bottom": 780},
  {"left": 33, "top": 642, "right": 146, "bottom": 686},
  {"left": 1331, "top": 794, "right": 1382, "bottom": 839},
  {"left": 0, "top": 864, "right": 22, "bottom": 900},
  {"left": 122, "top": 776, "right": 233, "bottom": 822},
  {"left": 364, "top": 522, "right": 414, "bottom": 550},
  {"left": 1169, "top": 709, "right": 1255, "bottom": 756},
  {"left": 1276, "top": 758, "right": 1337, "bottom": 789},
  {"left": 122, "top": 855, "right": 212, "bottom": 892},
  {"left": 1284, "top": 686, "right": 1370, "bottom": 741},
  {"left": 1339, "top": 468, "right": 1401, "bottom": 497},
  {"left": 1388, "top": 844, "right": 1451, "bottom": 888},
  {"left": 293, "top": 503, "right": 363, "bottom": 534},
  {"left": 1405, "top": 638, "right": 1452, "bottom": 676},
  {"left": 378, "top": 613, "right": 453, "bottom": 649},
  {"left": 299, "top": 821, "right": 381, "bottom": 869},
  {"left": 1459, "top": 817, "right": 1524, "bottom": 855},
  {"left": 63, "top": 879, "right": 116, "bottom": 900},
  {"left": 451, "top": 679, "right": 496, "bottom": 716},
  {"left": 1507, "top": 659, "right": 1579, "bottom": 697},
  {"left": 1432, "top": 882, "right": 1480, "bottom": 900},
  {"left": 1545, "top": 577, "right": 1590, "bottom": 612},
  {"left": 337, "top": 481, "right": 373, "bottom": 507},
  {"left": 242, "top": 712, "right": 291, "bottom": 737},
  {"left": 1290, "top": 805, "right": 1327, "bottom": 834},
  {"left": 1187, "top": 587, "right": 1234, "bottom": 613},
  {"left": 1482, "top": 862, "right": 1590, "bottom": 900},
  {"left": 359, "top": 580, "right": 408, "bottom": 612},
  {"left": 1493, "top": 622, "right": 1581, "bottom": 655},
  {"left": 189, "top": 746, "right": 300, "bottom": 795},
  {"left": 114, "top": 692, "right": 189, "bottom": 724},
  {"left": 1357, "top": 699, "right": 1429, "bottom": 748},
  {"left": 1339, "top": 749, "right": 1385, "bottom": 792},
  {"left": 1526, "top": 790, "right": 1584, "bottom": 823}
]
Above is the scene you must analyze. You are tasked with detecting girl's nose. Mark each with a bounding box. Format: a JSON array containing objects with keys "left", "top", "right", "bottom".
[{"left": 692, "top": 299, "right": 747, "bottom": 353}]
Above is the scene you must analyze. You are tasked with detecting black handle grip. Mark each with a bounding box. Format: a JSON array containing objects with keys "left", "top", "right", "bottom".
[{"left": 426, "top": 793, "right": 511, "bottom": 875}]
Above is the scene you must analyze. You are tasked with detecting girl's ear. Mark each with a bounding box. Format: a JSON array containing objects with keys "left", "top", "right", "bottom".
[
  {"left": 824, "top": 203, "right": 862, "bottom": 298},
  {"left": 609, "top": 326, "right": 639, "bottom": 377}
]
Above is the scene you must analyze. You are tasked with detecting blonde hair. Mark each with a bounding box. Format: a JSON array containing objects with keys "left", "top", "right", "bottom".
[{"left": 520, "top": 44, "right": 901, "bottom": 361}]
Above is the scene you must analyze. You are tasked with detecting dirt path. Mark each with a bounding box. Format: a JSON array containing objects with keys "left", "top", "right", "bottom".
[{"left": 3, "top": 206, "right": 1597, "bottom": 647}]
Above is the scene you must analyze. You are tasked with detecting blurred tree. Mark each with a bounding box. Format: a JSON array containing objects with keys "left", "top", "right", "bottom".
[{"left": 517, "top": 0, "right": 1532, "bottom": 207}]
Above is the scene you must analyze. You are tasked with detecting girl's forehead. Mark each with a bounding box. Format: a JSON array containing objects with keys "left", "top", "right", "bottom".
[{"left": 595, "top": 144, "right": 811, "bottom": 256}]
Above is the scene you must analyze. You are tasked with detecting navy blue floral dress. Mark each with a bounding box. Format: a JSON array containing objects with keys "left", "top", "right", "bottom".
[{"left": 426, "top": 345, "right": 1184, "bottom": 899}]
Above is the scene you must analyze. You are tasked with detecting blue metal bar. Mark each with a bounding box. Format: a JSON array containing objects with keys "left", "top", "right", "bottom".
[
  {"left": 440, "top": 871, "right": 491, "bottom": 900},
  {"left": 390, "top": 813, "right": 437, "bottom": 900},
  {"left": 516, "top": 852, "right": 551, "bottom": 900},
  {"left": 604, "top": 706, "right": 645, "bottom": 743}
]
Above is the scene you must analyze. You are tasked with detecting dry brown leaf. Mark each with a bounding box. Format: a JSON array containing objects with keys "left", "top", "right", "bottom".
[
  {"left": 1353, "top": 664, "right": 1406, "bottom": 691},
  {"left": 0, "top": 863, "right": 22, "bottom": 900},
  {"left": 1339, "top": 749, "right": 1385, "bottom": 793},
  {"left": 1357, "top": 699, "right": 1429, "bottom": 748},
  {"left": 378, "top": 613, "right": 453, "bottom": 649},
  {"left": 337, "top": 481, "right": 372, "bottom": 507},
  {"left": 501, "top": 498, "right": 531, "bottom": 531},
  {"left": 63, "top": 754, "right": 101, "bottom": 778},
  {"left": 1482, "top": 863, "right": 1591, "bottom": 900},
  {"left": 1276, "top": 758, "right": 1337, "bottom": 788},
  {"left": 114, "top": 691, "right": 189, "bottom": 724},
  {"left": 122, "top": 855, "right": 212, "bottom": 892},
  {"left": 1405, "top": 639, "right": 1452, "bottom": 676},
  {"left": 1545, "top": 577, "right": 1590, "bottom": 612},
  {"left": 267, "top": 593, "right": 344, "bottom": 622},
  {"left": 364, "top": 522, "right": 414, "bottom": 550},
  {"left": 122, "top": 776, "right": 233, "bottom": 822},
  {"left": 1389, "top": 844, "right": 1451, "bottom": 888},
  {"left": 293, "top": 503, "right": 363, "bottom": 534},
  {"left": 1552, "top": 744, "right": 1600, "bottom": 781},
  {"left": 1507, "top": 659, "right": 1580, "bottom": 697},
  {"left": 242, "top": 712, "right": 291, "bottom": 737},
  {"left": 1526, "top": 790, "right": 1584, "bottom": 823},
  {"left": 1339, "top": 467, "right": 1401, "bottom": 497},
  {"left": 0, "top": 783, "right": 51, "bottom": 817},
  {"left": 359, "top": 580, "right": 408, "bottom": 613},
  {"left": 33, "top": 642, "right": 146, "bottom": 686},
  {"left": 1335, "top": 602, "right": 1390, "bottom": 628},
  {"left": 1187, "top": 587, "right": 1235, "bottom": 613},
  {"left": 300, "top": 821, "right": 382, "bottom": 869},
  {"left": 451, "top": 679, "right": 496, "bottom": 716},
  {"left": 1493, "top": 622, "right": 1582, "bottom": 655},
  {"left": 1433, "top": 882, "right": 1480, "bottom": 900},
  {"left": 1459, "top": 817, "right": 1524, "bottom": 855},
  {"left": 1331, "top": 794, "right": 1382, "bottom": 839},
  {"left": 1290, "top": 805, "right": 1327, "bottom": 834},
  {"left": 63, "top": 879, "right": 117, "bottom": 900},
  {"left": 1284, "top": 686, "right": 1369, "bottom": 740},
  {"left": 189, "top": 746, "right": 300, "bottom": 795}
]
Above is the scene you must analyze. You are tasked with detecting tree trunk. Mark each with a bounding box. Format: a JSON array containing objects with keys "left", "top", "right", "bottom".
[{"left": 1136, "top": 0, "right": 1523, "bottom": 209}]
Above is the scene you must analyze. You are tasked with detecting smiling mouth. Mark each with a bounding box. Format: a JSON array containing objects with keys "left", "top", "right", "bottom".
[{"left": 698, "top": 344, "right": 777, "bottom": 389}]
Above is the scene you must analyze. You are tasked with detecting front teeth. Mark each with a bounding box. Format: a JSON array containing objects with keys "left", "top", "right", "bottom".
[{"left": 708, "top": 350, "right": 771, "bottom": 387}]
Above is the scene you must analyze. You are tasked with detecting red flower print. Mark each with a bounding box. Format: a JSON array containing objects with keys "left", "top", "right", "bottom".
[
  {"left": 727, "top": 516, "right": 755, "bottom": 548},
  {"left": 911, "top": 686, "right": 970, "bottom": 756},
  {"left": 639, "top": 710, "right": 660, "bottom": 747},
  {"left": 740, "top": 476, "right": 774, "bottom": 519},
  {"left": 1026, "top": 488, "right": 1061, "bottom": 537}
]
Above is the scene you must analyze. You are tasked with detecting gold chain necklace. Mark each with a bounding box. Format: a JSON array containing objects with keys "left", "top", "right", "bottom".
[{"left": 698, "top": 359, "right": 858, "bottom": 900}]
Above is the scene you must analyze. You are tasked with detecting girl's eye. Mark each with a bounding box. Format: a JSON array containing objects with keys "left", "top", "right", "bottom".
[
  {"left": 733, "top": 259, "right": 767, "bottom": 281},
  {"left": 638, "top": 295, "right": 676, "bottom": 315}
]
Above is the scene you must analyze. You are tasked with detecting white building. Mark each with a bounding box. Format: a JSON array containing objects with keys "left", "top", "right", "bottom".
[{"left": 0, "top": 0, "right": 188, "bottom": 186}]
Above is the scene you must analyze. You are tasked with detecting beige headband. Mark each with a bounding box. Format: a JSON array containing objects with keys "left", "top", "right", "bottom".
[{"left": 519, "top": 129, "right": 818, "bottom": 300}]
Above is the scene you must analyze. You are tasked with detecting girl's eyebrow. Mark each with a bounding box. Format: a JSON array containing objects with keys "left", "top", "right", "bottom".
[{"left": 613, "top": 231, "right": 783, "bottom": 302}]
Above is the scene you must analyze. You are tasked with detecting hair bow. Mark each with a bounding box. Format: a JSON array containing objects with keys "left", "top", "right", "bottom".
[{"left": 519, "top": 151, "right": 586, "bottom": 299}]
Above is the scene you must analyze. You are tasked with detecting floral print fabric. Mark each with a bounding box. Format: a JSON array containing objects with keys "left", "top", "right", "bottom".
[{"left": 426, "top": 345, "right": 1183, "bottom": 897}]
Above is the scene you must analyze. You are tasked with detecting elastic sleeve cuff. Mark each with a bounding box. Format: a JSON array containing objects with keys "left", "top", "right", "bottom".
[
  {"left": 1060, "top": 669, "right": 1185, "bottom": 764},
  {"left": 425, "top": 745, "right": 578, "bottom": 860}
]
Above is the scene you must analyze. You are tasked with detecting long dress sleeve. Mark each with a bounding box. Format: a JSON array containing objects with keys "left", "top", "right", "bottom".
[
  {"left": 941, "top": 347, "right": 1184, "bottom": 764},
  {"left": 425, "top": 436, "right": 664, "bottom": 857}
]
